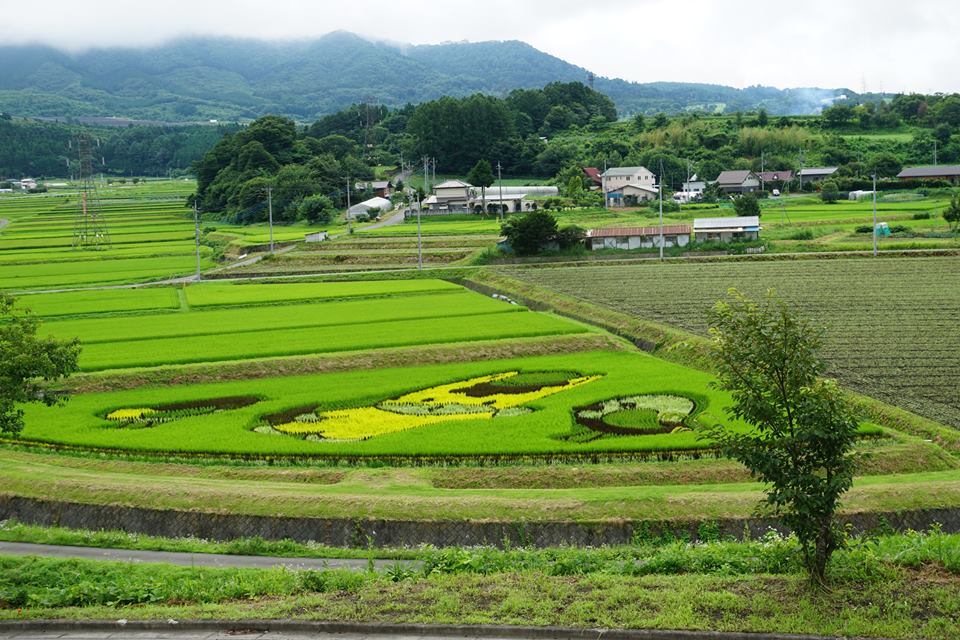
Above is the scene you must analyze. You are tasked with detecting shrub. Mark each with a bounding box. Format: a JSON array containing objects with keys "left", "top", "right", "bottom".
[{"left": 297, "top": 194, "right": 335, "bottom": 224}]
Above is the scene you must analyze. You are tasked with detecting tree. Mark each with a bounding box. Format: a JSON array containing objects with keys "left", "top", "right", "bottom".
[
  {"left": 704, "top": 289, "right": 859, "bottom": 585},
  {"left": 733, "top": 193, "right": 761, "bottom": 217},
  {"left": 820, "top": 179, "right": 841, "bottom": 203},
  {"left": 821, "top": 104, "right": 854, "bottom": 128},
  {"left": 500, "top": 211, "right": 558, "bottom": 255},
  {"left": 297, "top": 194, "right": 335, "bottom": 224},
  {"left": 0, "top": 294, "right": 80, "bottom": 436},
  {"left": 466, "top": 159, "right": 495, "bottom": 216},
  {"left": 944, "top": 191, "right": 960, "bottom": 232},
  {"left": 756, "top": 109, "right": 769, "bottom": 127},
  {"left": 866, "top": 153, "right": 902, "bottom": 178}
]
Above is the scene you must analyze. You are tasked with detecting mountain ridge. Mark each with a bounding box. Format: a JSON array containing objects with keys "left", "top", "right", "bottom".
[{"left": 0, "top": 31, "right": 854, "bottom": 121}]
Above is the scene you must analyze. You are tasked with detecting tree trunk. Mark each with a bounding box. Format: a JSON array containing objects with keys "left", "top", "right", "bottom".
[{"left": 812, "top": 518, "right": 835, "bottom": 586}]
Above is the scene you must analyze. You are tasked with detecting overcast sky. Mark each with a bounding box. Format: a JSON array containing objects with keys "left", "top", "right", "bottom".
[{"left": 1, "top": 0, "right": 957, "bottom": 93}]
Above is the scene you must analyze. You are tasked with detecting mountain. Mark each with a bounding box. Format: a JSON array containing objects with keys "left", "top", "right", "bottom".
[{"left": 0, "top": 32, "right": 851, "bottom": 121}]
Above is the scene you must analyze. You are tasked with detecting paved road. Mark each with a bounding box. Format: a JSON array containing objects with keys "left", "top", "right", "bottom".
[
  {"left": 0, "top": 632, "right": 503, "bottom": 640},
  {"left": 0, "top": 541, "right": 417, "bottom": 572},
  {"left": 0, "top": 632, "right": 446, "bottom": 640}
]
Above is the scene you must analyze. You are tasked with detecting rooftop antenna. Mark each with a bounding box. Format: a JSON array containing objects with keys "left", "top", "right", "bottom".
[{"left": 72, "top": 133, "right": 111, "bottom": 249}]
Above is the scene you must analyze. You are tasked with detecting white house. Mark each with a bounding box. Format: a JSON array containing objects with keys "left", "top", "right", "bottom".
[
  {"left": 586, "top": 225, "right": 691, "bottom": 250},
  {"left": 605, "top": 184, "right": 659, "bottom": 207},
  {"left": 682, "top": 174, "right": 706, "bottom": 194},
  {"left": 601, "top": 166, "right": 657, "bottom": 207},
  {"left": 421, "top": 181, "right": 557, "bottom": 213},
  {"left": 601, "top": 166, "right": 656, "bottom": 192},
  {"left": 693, "top": 216, "right": 761, "bottom": 243},
  {"left": 347, "top": 196, "right": 392, "bottom": 219}
]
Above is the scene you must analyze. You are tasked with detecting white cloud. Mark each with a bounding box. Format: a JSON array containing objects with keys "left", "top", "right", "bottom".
[{"left": 0, "top": 0, "right": 957, "bottom": 92}]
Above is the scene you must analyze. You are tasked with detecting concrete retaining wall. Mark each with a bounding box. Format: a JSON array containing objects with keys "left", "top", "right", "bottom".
[{"left": 1, "top": 495, "right": 957, "bottom": 548}]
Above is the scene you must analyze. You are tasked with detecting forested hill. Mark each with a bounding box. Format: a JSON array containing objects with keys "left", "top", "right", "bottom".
[{"left": 0, "top": 31, "right": 853, "bottom": 121}]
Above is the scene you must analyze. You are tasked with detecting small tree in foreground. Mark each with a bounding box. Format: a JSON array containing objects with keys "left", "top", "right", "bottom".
[
  {"left": 0, "top": 294, "right": 80, "bottom": 436},
  {"left": 703, "top": 289, "right": 858, "bottom": 585}
]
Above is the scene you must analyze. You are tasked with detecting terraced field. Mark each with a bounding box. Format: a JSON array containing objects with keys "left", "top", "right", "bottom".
[
  {"left": 31, "top": 280, "right": 583, "bottom": 371},
  {"left": 502, "top": 256, "right": 960, "bottom": 428},
  {"left": 0, "top": 183, "right": 211, "bottom": 291}
]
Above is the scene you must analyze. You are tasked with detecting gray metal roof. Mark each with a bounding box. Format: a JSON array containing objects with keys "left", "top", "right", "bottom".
[
  {"left": 601, "top": 166, "right": 651, "bottom": 177},
  {"left": 715, "top": 170, "right": 756, "bottom": 185},
  {"left": 693, "top": 216, "right": 761, "bottom": 231},
  {"left": 434, "top": 179, "right": 472, "bottom": 188},
  {"left": 897, "top": 165, "right": 960, "bottom": 178},
  {"left": 799, "top": 167, "right": 837, "bottom": 177}
]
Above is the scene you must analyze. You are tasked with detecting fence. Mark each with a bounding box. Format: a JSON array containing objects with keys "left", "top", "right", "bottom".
[{"left": 2, "top": 495, "right": 958, "bottom": 548}]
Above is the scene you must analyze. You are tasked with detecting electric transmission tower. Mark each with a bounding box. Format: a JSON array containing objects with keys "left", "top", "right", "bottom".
[{"left": 72, "top": 134, "right": 110, "bottom": 249}]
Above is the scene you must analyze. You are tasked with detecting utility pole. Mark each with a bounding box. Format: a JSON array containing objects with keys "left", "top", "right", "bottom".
[
  {"left": 872, "top": 173, "right": 878, "bottom": 257},
  {"left": 266, "top": 185, "right": 274, "bottom": 253},
  {"left": 346, "top": 178, "right": 353, "bottom": 234},
  {"left": 419, "top": 157, "right": 427, "bottom": 270},
  {"left": 658, "top": 159, "right": 665, "bottom": 261},
  {"left": 934, "top": 140, "right": 938, "bottom": 165},
  {"left": 497, "top": 161, "right": 504, "bottom": 221},
  {"left": 193, "top": 201, "right": 202, "bottom": 281}
]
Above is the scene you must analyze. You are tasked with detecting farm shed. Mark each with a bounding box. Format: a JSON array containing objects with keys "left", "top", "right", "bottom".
[
  {"left": 799, "top": 167, "right": 838, "bottom": 184},
  {"left": 714, "top": 170, "right": 760, "bottom": 194},
  {"left": 586, "top": 225, "right": 691, "bottom": 250},
  {"left": 896, "top": 165, "right": 960, "bottom": 183},
  {"left": 355, "top": 180, "right": 393, "bottom": 197},
  {"left": 693, "top": 216, "right": 761, "bottom": 242},
  {"left": 347, "top": 196, "right": 392, "bottom": 219}
]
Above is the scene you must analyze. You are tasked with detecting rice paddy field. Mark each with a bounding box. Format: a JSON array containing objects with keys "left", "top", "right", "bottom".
[
  {"left": 500, "top": 255, "right": 960, "bottom": 429},
  {"left": 1, "top": 185, "right": 958, "bottom": 531},
  {"left": 0, "top": 180, "right": 211, "bottom": 291}
]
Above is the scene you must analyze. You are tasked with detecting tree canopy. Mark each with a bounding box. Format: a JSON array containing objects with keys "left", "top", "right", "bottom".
[
  {"left": 0, "top": 294, "right": 81, "bottom": 436},
  {"left": 704, "top": 289, "right": 859, "bottom": 584}
]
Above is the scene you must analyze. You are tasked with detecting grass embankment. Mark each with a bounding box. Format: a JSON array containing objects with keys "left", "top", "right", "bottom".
[
  {"left": 0, "top": 448, "right": 957, "bottom": 522},
  {"left": 2, "top": 529, "right": 960, "bottom": 638}
]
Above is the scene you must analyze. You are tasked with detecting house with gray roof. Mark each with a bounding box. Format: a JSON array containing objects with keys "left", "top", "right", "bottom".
[
  {"left": 714, "top": 170, "right": 760, "bottom": 194},
  {"left": 897, "top": 165, "right": 960, "bottom": 183}
]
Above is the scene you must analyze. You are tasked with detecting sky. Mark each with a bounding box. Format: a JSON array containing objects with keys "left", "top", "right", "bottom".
[{"left": 1, "top": 0, "right": 957, "bottom": 93}]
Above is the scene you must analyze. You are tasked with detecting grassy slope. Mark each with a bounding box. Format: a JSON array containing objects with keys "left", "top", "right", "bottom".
[{"left": 2, "top": 539, "right": 960, "bottom": 638}]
